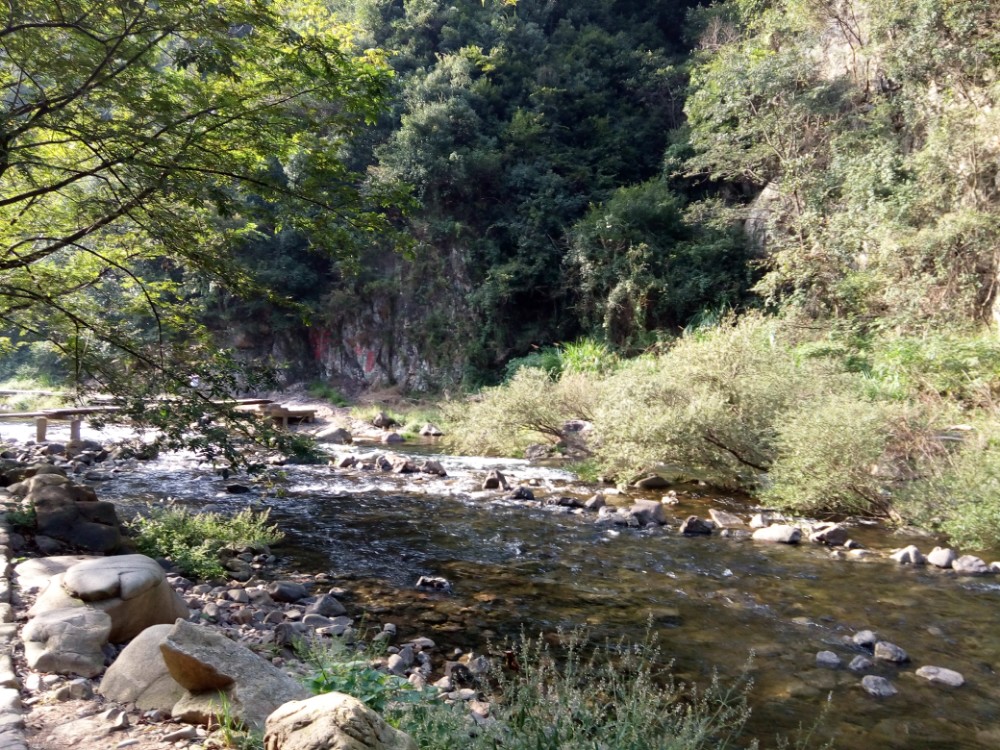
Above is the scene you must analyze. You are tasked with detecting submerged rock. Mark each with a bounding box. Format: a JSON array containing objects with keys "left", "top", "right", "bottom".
[
  {"left": 915, "top": 665, "right": 965, "bottom": 687},
  {"left": 861, "top": 675, "right": 898, "bottom": 698}
]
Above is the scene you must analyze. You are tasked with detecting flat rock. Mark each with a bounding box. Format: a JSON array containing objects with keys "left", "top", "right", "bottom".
[
  {"left": 679, "top": 515, "right": 713, "bottom": 535},
  {"left": 752, "top": 524, "right": 801, "bottom": 544},
  {"left": 952, "top": 555, "right": 989, "bottom": 575},
  {"left": 63, "top": 554, "right": 165, "bottom": 602},
  {"left": 708, "top": 509, "right": 745, "bottom": 529},
  {"left": 23, "top": 607, "right": 111, "bottom": 677},
  {"left": 915, "top": 665, "right": 965, "bottom": 687},
  {"left": 629, "top": 500, "right": 667, "bottom": 525}
]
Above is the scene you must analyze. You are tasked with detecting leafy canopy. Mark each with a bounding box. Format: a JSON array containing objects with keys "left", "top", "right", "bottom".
[{"left": 0, "top": 0, "right": 394, "bottom": 459}]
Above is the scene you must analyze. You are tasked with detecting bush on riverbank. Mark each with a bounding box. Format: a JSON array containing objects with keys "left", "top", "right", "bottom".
[
  {"left": 444, "top": 316, "right": 1000, "bottom": 545},
  {"left": 127, "top": 505, "right": 283, "bottom": 580}
]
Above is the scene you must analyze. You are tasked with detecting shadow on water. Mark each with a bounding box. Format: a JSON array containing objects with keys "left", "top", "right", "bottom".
[{"left": 104, "top": 444, "right": 1000, "bottom": 748}]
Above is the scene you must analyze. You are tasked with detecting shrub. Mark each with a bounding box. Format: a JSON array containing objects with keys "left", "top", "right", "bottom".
[
  {"left": 898, "top": 415, "right": 1000, "bottom": 550},
  {"left": 761, "top": 395, "right": 902, "bottom": 516},
  {"left": 503, "top": 346, "right": 563, "bottom": 381},
  {"left": 127, "top": 504, "right": 283, "bottom": 580},
  {"left": 389, "top": 629, "right": 754, "bottom": 750},
  {"left": 592, "top": 315, "right": 847, "bottom": 489},
  {"left": 444, "top": 368, "right": 597, "bottom": 457},
  {"left": 306, "top": 381, "right": 348, "bottom": 406}
]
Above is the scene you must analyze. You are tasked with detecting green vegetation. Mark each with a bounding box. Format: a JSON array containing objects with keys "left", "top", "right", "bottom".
[
  {"left": 389, "top": 629, "right": 754, "bottom": 750},
  {"left": 306, "top": 382, "right": 349, "bottom": 407},
  {"left": 300, "top": 636, "right": 426, "bottom": 714},
  {"left": 127, "top": 505, "right": 283, "bottom": 580}
]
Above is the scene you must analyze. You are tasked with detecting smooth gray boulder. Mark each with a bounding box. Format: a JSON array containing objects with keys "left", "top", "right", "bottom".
[
  {"left": 752, "top": 524, "right": 801, "bottom": 544},
  {"left": 952, "top": 555, "right": 989, "bottom": 575},
  {"left": 915, "top": 665, "right": 965, "bottom": 687},
  {"left": 808, "top": 523, "right": 849, "bottom": 546},
  {"left": 264, "top": 692, "right": 417, "bottom": 750},
  {"left": 927, "top": 547, "right": 957, "bottom": 569},
  {"left": 316, "top": 426, "right": 353, "bottom": 444},
  {"left": 98, "top": 624, "right": 186, "bottom": 710},
  {"left": 874, "top": 641, "right": 909, "bottom": 663},
  {"left": 816, "top": 651, "right": 841, "bottom": 669},
  {"left": 29, "top": 554, "right": 189, "bottom": 642},
  {"left": 23, "top": 608, "right": 111, "bottom": 677},
  {"left": 861, "top": 675, "right": 898, "bottom": 698},
  {"left": 15, "top": 555, "right": 95, "bottom": 594},
  {"left": 890, "top": 545, "right": 926, "bottom": 565},
  {"left": 162, "top": 620, "right": 309, "bottom": 729}
]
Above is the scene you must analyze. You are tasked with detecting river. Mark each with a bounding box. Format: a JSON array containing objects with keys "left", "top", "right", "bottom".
[{"left": 80, "top": 439, "right": 1000, "bottom": 748}]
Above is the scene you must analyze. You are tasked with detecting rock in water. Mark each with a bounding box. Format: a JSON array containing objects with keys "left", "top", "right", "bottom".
[
  {"left": 915, "top": 665, "right": 965, "bottom": 687},
  {"left": 264, "top": 692, "right": 417, "bottom": 750},
  {"left": 861, "top": 675, "right": 898, "bottom": 698}
]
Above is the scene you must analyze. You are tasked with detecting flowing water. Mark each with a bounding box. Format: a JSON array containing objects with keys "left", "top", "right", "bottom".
[{"left": 80, "top": 438, "right": 1000, "bottom": 748}]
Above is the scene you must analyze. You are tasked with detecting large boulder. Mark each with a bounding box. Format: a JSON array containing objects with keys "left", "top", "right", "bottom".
[
  {"left": 264, "top": 692, "right": 417, "bottom": 750},
  {"left": 99, "top": 624, "right": 187, "bottom": 711},
  {"left": 23, "top": 608, "right": 111, "bottom": 677},
  {"left": 28, "top": 554, "right": 189, "bottom": 642},
  {"left": 629, "top": 500, "right": 667, "bottom": 525},
  {"left": 162, "top": 620, "right": 309, "bottom": 729},
  {"left": 18, "top": 476, "right": 122, "bottom": 553}
]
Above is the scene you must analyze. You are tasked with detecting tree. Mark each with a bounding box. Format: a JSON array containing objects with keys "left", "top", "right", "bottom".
[{"left": 0, "top": 0, "right": 394, "bottom": 462}]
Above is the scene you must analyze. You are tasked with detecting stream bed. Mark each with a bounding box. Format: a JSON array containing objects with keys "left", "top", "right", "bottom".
[{"left": 91, "top": 441, "right": 1000, "bottom": 748}]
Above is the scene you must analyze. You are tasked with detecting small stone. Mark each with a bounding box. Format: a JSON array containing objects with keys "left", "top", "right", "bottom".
[
  {"left": 848, "top": 655, "right": 874, "bottom": 673},
  {"left": 162, "top": 726, "right": 199, "bottom": 742},
  {"left": 816, "top": 651, "right": 841, "bottom": 669},
  {"left": 874, "top": 641, "right": 909, "bottom": 663},
  {"left": 861, "top": 675, "right": 898, "bottom": 698},
  {"left": 927, "top": 546, "right": 957, "bottom": 569},
  {"left": 583, "top": 494, "right": 606, "bottom": 511},
  {"left": 915, "top": 665, "right": 965, "bottom": 687},
  {"left": 852, "top": 630, "right": 878, "bottom": 648}
]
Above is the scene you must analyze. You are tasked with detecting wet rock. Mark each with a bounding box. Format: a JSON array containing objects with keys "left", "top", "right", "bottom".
[
  {"left": 584, "top": 494, "right": 606, "bottom": 511},
  {"left": 751, "top": 524, "right": 801, "bottom": 544},
  {"left": 915, "top": 665, "right": 965, "bottom": 687},
  {"left": 952, "top": 555, "right": 989, "bottom": 575},
  {"left": 264, "top": 692, "right": 417, "bottom": 750},
  {"left": 680, "top": 516, "right": 712, "bottom": 536},
  {"left": 927, "top": 547, "right": 957, "bottom": 569},
  {"left": 890, "top": 545, "right": 926, "bottom": 565},
  {"left": 335, "top": 455, "right": 357, "bottom": 469},
  {"left": 862, "top": 675, "right": 898, "bottom": 698},
  {"left": 381, "top": 433, "right": 405, "bottom": 445},
  {"left": 547, "top": 496, "right": 583, "bottom": 509},
  {"left": 633, "top": 475, "right": 670, "bottom": 490},
  {"left": 708, "top": 509, "right": 745, "bottom": 529},
  {"left": 316, "top": 427, "right": 353, "bottom": 445},
  {"left": 226, "top": 484, "right": 252, "bottom": 494},
  {"left": 848, "top": 655, "right": 874, "bottom": 673},
  {"left": 809, "top": 523, "right": 849, "bottom": 546},
  {"left": 874, "top": 641, "right": 909, "bottom": 663},
  {"left": 420, "top": 460, "right": 447, "bottom": 477},
  {"left": 419, "top": 424, "right": 444, "bottom": 437},
  {"left": 852, "top": 630, "right": 879, "bottom": 649},
  {"left": 629, "top": 500, "right": 667, "bottom": 526},
  {"left": 482, "top": 471, "right": 509, "bottom": 491},
  {"left": 372, "top": 412, "right": 398, "bottom": 429},
  {"left": 507, "top": 486, "right": 534, "bottom": 501},
  {"left": 749, "top": 511, "right": 784, "bottom": 529},
  {"left": 415, "top": 576, "right": 452, "bottom": 593},
  {"left": 816, "top": 651, "right": 841, "bottom": 669},
  {"left": 388, "top": 456, "right": 418, "bottom": 474}
]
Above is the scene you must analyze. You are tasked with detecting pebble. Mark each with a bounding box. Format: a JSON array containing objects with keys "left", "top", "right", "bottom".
[
  {"left": 862, "top": 675, "right": 898, "bottom": 698},
  {"left": 815, "top": 651, "right": 841, "bottom": 669},
  {"left": 874, "top": 641, "right": 909, "bottom": 664},
  {"left": 848, "top": 655, "right": 874, "bottom": 673}
]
